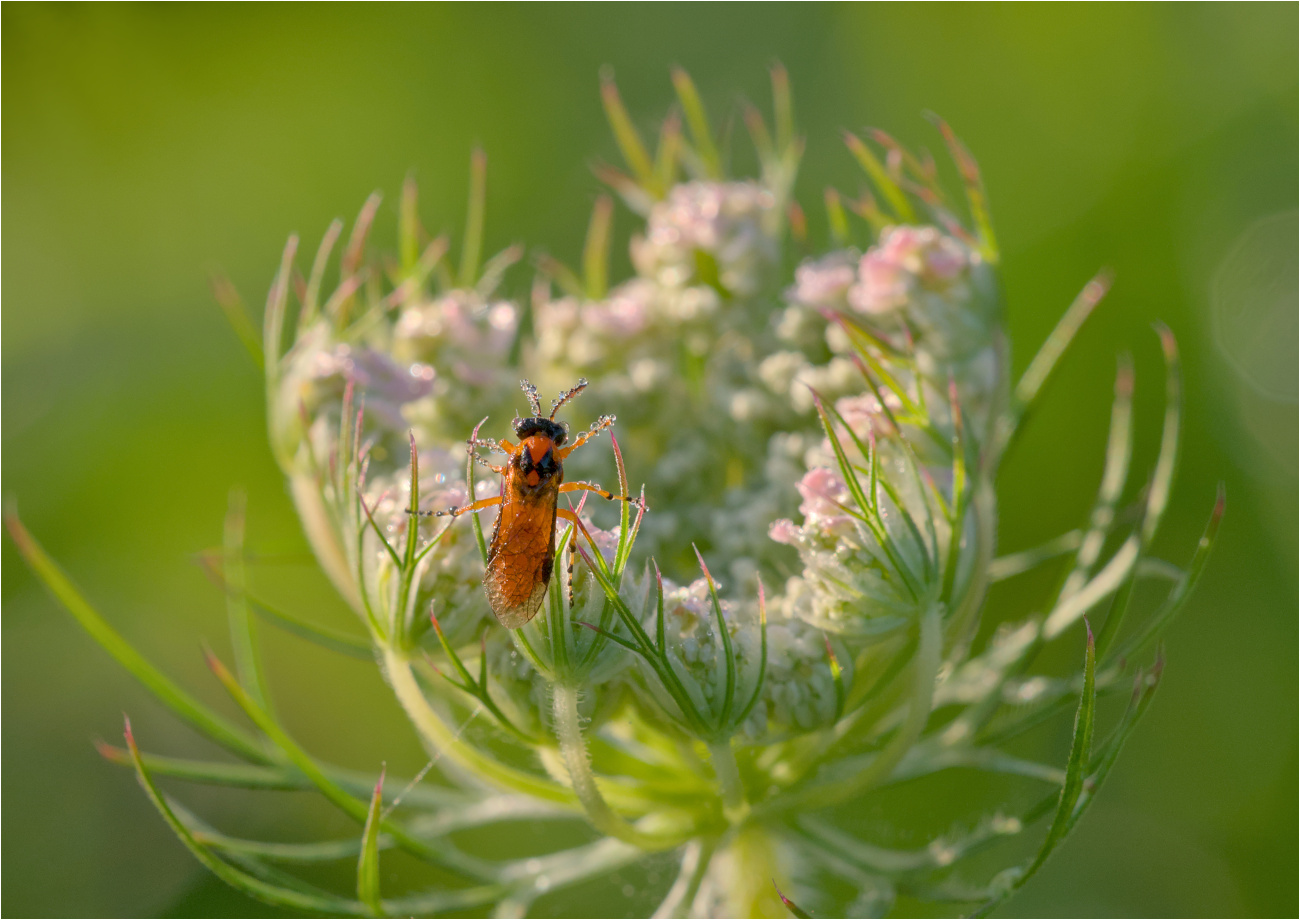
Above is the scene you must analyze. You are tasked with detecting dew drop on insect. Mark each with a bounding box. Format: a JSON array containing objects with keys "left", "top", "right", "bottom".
[
  {"left": 622, "top": 884, "right": 636, "bottom": 898},
  {"left": 535, "top": 874, "right": 551, "bottom": 892}
]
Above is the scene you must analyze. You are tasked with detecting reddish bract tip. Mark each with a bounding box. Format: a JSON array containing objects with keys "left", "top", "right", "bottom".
[
  {"left": 599, "top": 67, "right": 620, "bottom": 98},
  {"left": 692, "top": 544, "right": 715, "bottom": 587},
  {"left": 786, "top": 200, "right": 808, "bottom": 242},
  {"left": 1084, "top": 270, "right": 1114, "bottom": 304},
  {"left": 1115, "top": 356, "right": 1136, "bottom": 398},
  {"left": 201, "top": 644, "right": 226, "bottom": 677},
  {"left": 1152, "top": 321, "right": 1178, "bottom": 360}
]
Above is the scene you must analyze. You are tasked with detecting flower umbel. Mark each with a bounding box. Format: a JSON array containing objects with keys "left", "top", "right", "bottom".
[{"left": 9, "top": 67, "right": 1224, "bottom": 918}]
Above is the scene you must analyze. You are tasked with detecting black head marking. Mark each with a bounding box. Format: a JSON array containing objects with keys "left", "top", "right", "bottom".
[{"left": 513, "top": 417, "right": 568, "bottom": 446}]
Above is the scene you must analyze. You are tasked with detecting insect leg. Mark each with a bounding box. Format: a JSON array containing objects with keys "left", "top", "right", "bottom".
[
  {"left": 468, "top": 451, "right": 506, "bottom": 475},
  {"left": 566, "top": 530, "right": 576, "bottom": 610},
  {"left": 558, "top": 480, "right": 646, "bottom": 511},
  {"left": 468, "top": 436, "right": 508, "bottom": 455},
  {"left": 407, "top": 495, "right": 503, "bottom": 518},
  {"left": 555, "top": 508, "right": 600, "bottom": 552},
  {"left": 556, "top": 415, "right": 616, "bottom": 459}
]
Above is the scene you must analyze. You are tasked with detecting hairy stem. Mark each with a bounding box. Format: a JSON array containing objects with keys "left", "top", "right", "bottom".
[{"left": 551, "top": 683, "right": 686, "bottom": 850}]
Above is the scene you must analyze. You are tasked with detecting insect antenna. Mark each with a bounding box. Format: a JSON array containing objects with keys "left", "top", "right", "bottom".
[
  {"left": 520, "top": 379, "right": 543, "bottom": 417},
  {"left": 550, "top": 378, "right": 589, "bottom": 419}
]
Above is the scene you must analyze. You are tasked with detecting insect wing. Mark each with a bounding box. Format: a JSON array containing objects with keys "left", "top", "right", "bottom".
[
  {"left": 483, "top": 476, "right": 558, "bottom": 628},
  {"left": 488, "top": 580, "right": 549, "bottom": 630}
]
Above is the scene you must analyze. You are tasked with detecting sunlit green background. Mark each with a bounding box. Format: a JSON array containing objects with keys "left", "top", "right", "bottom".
[{"left": 4, "top": 5, "right": 1295, "bottom": 916}]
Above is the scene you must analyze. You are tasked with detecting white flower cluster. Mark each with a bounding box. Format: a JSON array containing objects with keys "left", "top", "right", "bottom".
[
  {"left": 269, "top": 156, "right": 1005, "bottom": 741},
  {"left": 631, "top": 180, "right": 779, "bottom": 297},
  {"left": 393, "top": 290, "right": 524, "bottom": 443},
  {"left": 629, "top": 575, "right": 850, "bottom": 740}
]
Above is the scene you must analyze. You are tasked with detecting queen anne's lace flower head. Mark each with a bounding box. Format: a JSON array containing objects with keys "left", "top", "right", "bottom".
[{"left": 19, "top": 68, "right": 1214, "bottom": 920}]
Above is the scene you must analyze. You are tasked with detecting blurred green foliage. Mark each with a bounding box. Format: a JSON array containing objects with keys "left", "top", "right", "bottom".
[{"left": 3, "top": 5, "right": 1295, "bottom": 916}]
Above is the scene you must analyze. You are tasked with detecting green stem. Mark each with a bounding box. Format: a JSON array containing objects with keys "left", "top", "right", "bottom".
[
  {"left": 652, "top": 838, "right": 716, "bottom": 919},
  {"left": 706, "top": 739, "right": 747, "bottom": 821},
  {"left": 707, "top": 823, "right": 789, "bottom": 917},
  {"left": 944, "top": 478, "right": 998, "bottom": 657},
  {"left": 551, "top": 683, "right": 685, "bottom": 850},
  {"left": 224, "top": 489, "right": 270, "bottom": 713}
]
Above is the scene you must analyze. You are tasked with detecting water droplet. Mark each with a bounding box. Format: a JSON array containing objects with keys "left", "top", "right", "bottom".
[{"left": 622, "top": 884, "right": 636, "bottom": 898}]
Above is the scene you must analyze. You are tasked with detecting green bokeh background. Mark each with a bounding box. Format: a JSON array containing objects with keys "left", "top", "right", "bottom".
[{"left": 3, "top": 5, "right": 1295, "bottom": 916}]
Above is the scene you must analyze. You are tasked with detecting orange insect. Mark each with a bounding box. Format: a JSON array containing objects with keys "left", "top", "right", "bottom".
[{"left": 421, "top": 379, "right": 642, "bottom": 628}]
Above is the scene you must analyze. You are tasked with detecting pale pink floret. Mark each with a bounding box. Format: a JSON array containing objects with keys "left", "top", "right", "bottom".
[
  {"left": 586, "top": 280, "right": 652, "bottom": 338},
  {"left": 848, "top": 225, "right": 971, "bottom": 315},
  {"left": 768, "top": 518, "right": 800, "bottom": 545},
  {"left": 793, "top": 465, "right": 856, "bottom": 538},
  {"left": 584, "top": 522, "right": 622, "bottom": 565},
  {"left": 789, "top": 251, "right": 857, "bottom": 308},
  {"left": 666, "top": 577, "right": 716, "bottom": 622},
  {"left": 537, "top": 296, "right": 581, "bottom": 331},
  {"left": 834, "top": 392, "right": 902, "bottom": 441},
  {"left": 306, "top": 344, "right": 434, "bottom": 429},
  {"left": 797, "top": 466, "right": 850, "bottom": 519},
  {"left": 922, "top": 234, "right": 969, "bottom": 280},
  {"left": 849, "top": 249, "right": 911, "bottom": 314}
]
